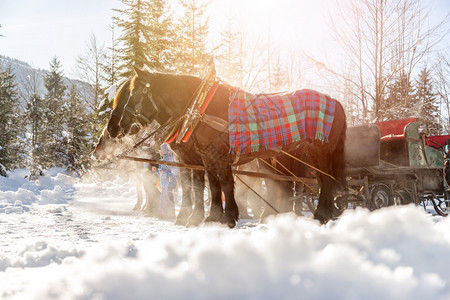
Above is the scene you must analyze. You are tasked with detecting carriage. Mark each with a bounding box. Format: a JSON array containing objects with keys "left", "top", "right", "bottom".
[
  {"left": 100, "top": 116, "right": 450, "bottom": 219},
  {"left": 336, "top": 117, "right": 450, "bottom": 216}
]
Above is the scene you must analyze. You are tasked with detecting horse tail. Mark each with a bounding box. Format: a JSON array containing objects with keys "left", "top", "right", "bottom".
[{"left": 331, "top": 101, "right": 347, "bottom": 190}]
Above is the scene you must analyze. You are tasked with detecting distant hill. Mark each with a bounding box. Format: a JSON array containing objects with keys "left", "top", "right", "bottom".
[{"left": 0, "top": 55, "right": 95, "bottom": 110}]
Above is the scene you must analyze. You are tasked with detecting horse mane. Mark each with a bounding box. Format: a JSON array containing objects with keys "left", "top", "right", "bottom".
[
  {"left": 112, "top": 79, "right": 132, "bottom": 109},
  {"left": 136, "top": 71, "right": 201, "bottom": 102},
  {"left": 118, "top": 71, "right": 203, "bottom": 119}
]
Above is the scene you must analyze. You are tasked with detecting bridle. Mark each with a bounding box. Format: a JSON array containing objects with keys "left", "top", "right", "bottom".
[{"left": 112, "top": 80, "right": 160, "bottom": 132}]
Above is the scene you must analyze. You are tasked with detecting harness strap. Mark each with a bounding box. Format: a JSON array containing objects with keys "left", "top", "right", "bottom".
[
  {"left": 165, "top": 127, "right": 180, "bottom": 144},
  {"left": 200, "top": 81, "right": 220, "bottom": 114},
  {"left": 280, "top": 150, "right": 336, "bottom": 181},
  {"left": 166, "top": 113, "right": 227, "bottom": 144},
  {"left": 124, "top": 105, "right": 153, "bottom": 125},
  {"left": 201, "top": 114, "right": 228, "bottom": 132},
  {"left": 270, "top": 158, "right": 317, "bottom": 193},
  {"left": 177, "top": 61, "right": 217, "bottom": 143},
  {"left": 181, "top": 81, "right": 221, "bottom": 143}
]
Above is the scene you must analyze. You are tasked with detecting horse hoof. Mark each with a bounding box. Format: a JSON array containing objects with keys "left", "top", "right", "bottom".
[
  {"left": 185, "top": 222, "right": 196, "bottom": 228},
  {"left": 143, "top": 211, "right": 158, "bottom": 218},
  {"left": 175, "top": 218, "right": 187, "bottom": 226},
  {"left": 313, "top": 210, "right": 331, "bottom": 224},
  {"left": 204, "top": 215, "right": 222, "bottom": 223},
  {"left": 220, "top": 214, "right": 238, "bottom": 228},
  {"left": 226, "top": 220, "right": 236, "bottom": 228},
  {"left": 186, "top": 218, "right": 203, "bottom": 227}
]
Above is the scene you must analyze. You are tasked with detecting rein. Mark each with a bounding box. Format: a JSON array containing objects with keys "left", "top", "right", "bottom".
[
  {"left": 280, "top": 150, "right": 337, "bottom": 182},
  {"left": 114, "top": 116, "right": 183, "bottom": 159}
]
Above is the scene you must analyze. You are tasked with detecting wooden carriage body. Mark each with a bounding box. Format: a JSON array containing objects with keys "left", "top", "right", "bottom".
[{"left": 342, "top": 118, "right": 449, "bottom": 215}]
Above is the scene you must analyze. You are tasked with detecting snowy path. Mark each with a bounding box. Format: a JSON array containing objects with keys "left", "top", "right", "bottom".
[{"left": 1, "top": 169, "right": 450, "bottom": 299}]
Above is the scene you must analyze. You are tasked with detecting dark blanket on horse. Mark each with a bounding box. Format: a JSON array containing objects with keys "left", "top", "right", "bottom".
[{"left": 228, "top": 88, "right": 336, "bottom": 154}]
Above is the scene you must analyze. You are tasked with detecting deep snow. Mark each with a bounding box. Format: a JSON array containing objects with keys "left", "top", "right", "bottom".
[{"left": 1, "top": 168, "right": 450, "bottom": 300}]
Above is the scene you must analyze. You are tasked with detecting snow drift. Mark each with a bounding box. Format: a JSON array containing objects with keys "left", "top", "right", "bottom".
[{"left": 1, "top": 169, "right": 450, "bottom": 300}]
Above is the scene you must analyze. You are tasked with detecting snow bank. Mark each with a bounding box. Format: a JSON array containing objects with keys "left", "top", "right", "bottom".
[
  {"left": 10, "top": 206, "right": 450, "bottom": 300},
  {"left": 0, "top": 240, "right": 83, "bottom": 271},
  {"left": 2, "top": 169, "right": 450, "bottom": 299},
  {"left": 0, "top": 168, "right": 76, "bottom": 211}
]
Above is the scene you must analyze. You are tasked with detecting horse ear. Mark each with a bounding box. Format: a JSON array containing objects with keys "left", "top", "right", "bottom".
[{"left": 131, "top": 65, "right": 146, "bottom": 78}]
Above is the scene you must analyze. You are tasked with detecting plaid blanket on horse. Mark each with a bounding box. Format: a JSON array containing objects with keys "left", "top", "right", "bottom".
[{"left": 229, "top": 88, "right": 336, "bottom": 154}]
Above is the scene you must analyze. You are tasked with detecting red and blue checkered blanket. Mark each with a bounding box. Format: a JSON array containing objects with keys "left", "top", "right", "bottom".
[{"left": 229, "top": 88, "right": 336, "bottom": 154}]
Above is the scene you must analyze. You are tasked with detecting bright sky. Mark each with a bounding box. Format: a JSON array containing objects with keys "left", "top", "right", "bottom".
[
  {"left": 0, "top": 0, "right": 116, "bottom": 77},
  {"left": 0, "top": 0, "right": 449, "bottom": 80}
]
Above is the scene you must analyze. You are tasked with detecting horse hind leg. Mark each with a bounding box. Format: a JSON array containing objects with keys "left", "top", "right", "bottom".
[
  {"left": 186, "top": 170, "right": 206, "bottom": 227},
  {"left": 220, "top": 166, "right": 239, "bottom": 228},
  {"left": 204, "top": 170, "right": 224, "bottom": 223},
  {"left": 313, "top": 102, "right": 347, "bottom": 223},
  {"left": 332, "top": 122, "right": 347, "bottom": 191},
  {"left": 175, "top": 168, "right": 194, "bottom": 226},
  {"left": 313, "top": 174, "right": 334, "bottom": 224},
  {"left": 329, "top": 101, "right": 347, "bottom": 191},
  {"left": 142, "top": 171, "right": 159, "bottom": 217},
  {"left": 132, "top": 174, "right": 143, "bottom": 211}
]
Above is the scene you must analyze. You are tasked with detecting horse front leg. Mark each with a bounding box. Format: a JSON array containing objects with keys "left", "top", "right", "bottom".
[
  {"left": 175, "top": 168, "right": 193, "bottom": 226},
  {"left": 187, "top": 170, "right": 205, "bottom": 227},
  {"left": 204, "top": 170, "right": 224, "bottom": 223},
  {"left": 133, "top": 181, "right": 143, "bottom": 211},
  {"left": 219, "top": 165, "right": 239, "bottom": 228},
  {"left": 132, "top": 173, "right": 143, "bottom": 211},
  {"left": 142, "top": 171, "right": 159, "bottom": 217}
]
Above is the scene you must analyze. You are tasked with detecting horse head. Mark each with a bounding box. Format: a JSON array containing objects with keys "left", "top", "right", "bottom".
[{"left": 107, "top": 66, "right": 159, "bottom": 138}]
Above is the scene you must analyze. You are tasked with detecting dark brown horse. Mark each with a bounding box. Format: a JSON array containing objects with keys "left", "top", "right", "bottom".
[{"left": 106, "top": 67, "right": 347, "bottom": 227}]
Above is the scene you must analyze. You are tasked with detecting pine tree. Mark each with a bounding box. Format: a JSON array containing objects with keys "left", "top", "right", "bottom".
[
  {"left": 381, "top": 80, "right": 400, "bottom": 121},
  {"left": 60, "top": 85, "right": 92, "bottom": 175},
  {"left": 175, "top": 0, "right": 210, "bottom": 75},
  {"left": 216, "top": 16, "right": 242, "bottom": 86},
  {"left": 0, "top": 65, "right": 23, "bottom": 176},
  {"left": 271, "top": 55, "right": 288, "bottom": 92},
  {"left": 103, "top": 20, "right": 119, "bottom": 87},
  {"left": 24, "top": 93, "right": 43, "bottom": 178},
  {"left": 381, "top": 72, "right": 414, "bottom": 121},
  {"left": 146, "top": 0, "right": 175, "bottom": 71},
  {"left": 415, "top": 67, "right": 440, "bottom": 135},
  {"left": 22, "top": 67, "right": 44, "bottom": 178},
  {"left": 114, "top": 0, "right": 153, "bottom": 77},
  {"left": 42, "top": 56, "right": 67, "bottom": 169}
]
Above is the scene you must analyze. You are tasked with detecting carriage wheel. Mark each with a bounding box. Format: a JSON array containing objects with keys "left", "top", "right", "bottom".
[
  {"left": 304, "top": 193, "right": 317, "bottom": 213},
  {"left": 293, "top": 192, "right": 317, "bottom": 215},
  {"left": 332, "top": 195, "right": 348, "bottom": 218},
  {"left": 393, "top": 189, "right": 413, "bottom": 205},
  {"left": 431, "top": 196, "right": 450, "bottom": 217},
  {"left": 369, "top": 184, "right": 394, "bottom": 210},
  {"left": 332, "top": 194, "right": 364, "bottom": 217}
]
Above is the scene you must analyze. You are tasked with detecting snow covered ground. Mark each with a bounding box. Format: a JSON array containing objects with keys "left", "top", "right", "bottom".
[{"left": 1, "top": 168, "right": 450, "bottom": 300}]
